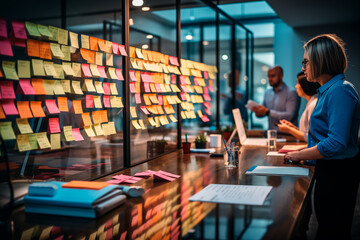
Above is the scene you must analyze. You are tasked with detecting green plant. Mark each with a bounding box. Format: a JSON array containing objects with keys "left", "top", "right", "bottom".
[
  {"left": 195, "top": 134, "right": 207, "bottom": 143},
  {"left": 155, "top": 138, "right": 167, "bottom": 144},
  {"left": 222, "top": 126, "right": 235, "bottom": 132}
]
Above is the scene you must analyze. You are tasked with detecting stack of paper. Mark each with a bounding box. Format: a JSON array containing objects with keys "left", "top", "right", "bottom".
[
  {"left": 278, "top": 144, "right": 307, "bottom": 153},
  {"left": 190, "top": 148, "right": 216, "bottom": 153},
  {"left": 246, "top": 165, "right": 309, "bottom": 177}
]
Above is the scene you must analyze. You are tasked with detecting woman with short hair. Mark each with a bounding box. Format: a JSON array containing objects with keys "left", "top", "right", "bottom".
[{"left": 284, "top": 34, "right": 360, "bottom": 239}]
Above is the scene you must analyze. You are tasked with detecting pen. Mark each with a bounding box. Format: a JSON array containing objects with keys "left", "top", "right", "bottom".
[{"left": 223, "top": 138, "right": 229, "bottom": 155}]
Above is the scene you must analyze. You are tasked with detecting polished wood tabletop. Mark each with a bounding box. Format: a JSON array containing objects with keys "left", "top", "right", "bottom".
[{"left": 8, "top": 141, "right": 314, "bottom": 240}]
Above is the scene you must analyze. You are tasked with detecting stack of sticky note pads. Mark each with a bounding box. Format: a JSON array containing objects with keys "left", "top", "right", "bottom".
[{"left": 24, "top": 181, "right": 126, "bottom": 218}]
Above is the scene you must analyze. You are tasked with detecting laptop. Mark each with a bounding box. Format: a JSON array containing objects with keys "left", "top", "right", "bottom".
[{"left": 232, "top": 108, "right": 268, "bottom": 147}]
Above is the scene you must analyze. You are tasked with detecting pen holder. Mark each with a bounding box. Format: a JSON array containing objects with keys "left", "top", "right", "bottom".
[
  {"left": 182, "top": 142, "right": 191, "bottom": 154},
  {"left": 224, "top": 146, "right": 239, "bottom": 168}
]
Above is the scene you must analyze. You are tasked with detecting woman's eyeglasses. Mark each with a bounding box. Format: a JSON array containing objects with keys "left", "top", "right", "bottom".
[{"left": 302, "top": 59, "right": 309, "bottom": 68}]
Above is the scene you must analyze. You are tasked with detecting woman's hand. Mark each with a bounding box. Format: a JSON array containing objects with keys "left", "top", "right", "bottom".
[
  {"left": 279, "top": 119, "right": 298, "bottom": 129},
  {"left": 284, "top": 151, "right": 303, "bottom": 164},
  {"left": 277, "top": 122, "right": 292, "bottom": 133}
]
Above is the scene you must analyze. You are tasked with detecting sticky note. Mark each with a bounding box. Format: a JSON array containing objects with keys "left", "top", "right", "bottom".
[
  {"left": 110, "top": 83, "right": 118, "bottom": 95},
  {"left": 72, "top": 100, "right": 83, "bottom": 114},
  {"left": 135, "top": 48, "right": 144, "bottom": 59},
  {"left": 93, "top": 95, "right": 102, "bottom": 108},
  {"left": 25, "top": 21, "right": 41, "bottom": 37},
  {"left": 12, "top": 21, "right": 27, "bottom": 40},
  {"left": 90, "top": 64, "right": 100, "bottom": 77},
  {"left": 131, "top": 120, "right": 141, "bottom": 129},
  {"left": 39, "top": 41, "right": 52, "bottom": 60},
  {"left": 48, "top": 26, "right": 58, "bottom": 41},
  {"left": 98, "top": 66, "right": 107, "bottom": 78},
  {"left": 130, "top": 107, "right": 137, "bottom": 118},
  {"left": 30, "top": 101, "right": 45, "bottom": 117},
  {"left": 86, "top": 95, "right": 94, "bottom": 108},
  {"left": 118, "top": 44, "right": 127, "bottom": 56},
  {"left": 93, "top": 123, "right": 104, "bottom": 136},
  {"left": 36, "top": 132, "right": 51, "bottom": 149},
  {"left": 94, "top": 81, "right": 104, "bottom": 94},
  {"left": 90, "top": 36, "right": 98, "bottom": 51},
  {"left": 148, "top": 117, "right": 156, "bottom": 126},
  {"left": 107, "top": 67, "right": 117, "bottom": 80},
  {"left": 63, "top": 126, "right": 75, "bottom": 141},
  {"left": 62, "top": 62, "right": 74, "bottom": 76},
  {"left": 138, "top": 119, "right": 146, "bottom": 129},
  {"left": 2, "top": 100, "right": 18, "bottom": 115},
  {"left": 100, "top": 110, "right": 108, "bottom": 123},
  {"left": 31, "top": 79, "right": 46, "bottom": 95},
  {"left": 0, "top": 104, "right": 6, "bottom": 119},
  {"left": 0, "top": 122, "right": 16, "bottom": 140},
  {"left": 71, "top": 80, "right": 83, "bottom": 95},
  {"left": 72, "top": 128, "right": 84, "bottom": 141},
  {"left": 102, "top": 123, "right": 111, "bottom": 136},
  {"left": 50, "top": 133, "right": 61, "bottom": 150},
  {"left": 27, "top": 133, "right": 38, "bottom": 150},
  {"left": 0, "top": 81, "right": 15, "bottom": 99},
  {"left": 112, "top": 43, "right": 119, "bottom": 54},
  {"left": 27, "top": 39, "right": 40, "bottom": 57},
  {"left": 110, "top": 96, "right": 123, "bottom": 108},
  {"left": 72, "top": 63, "right": 82, "bottom": 77},
  {"left": 16, "top": 118, "right": 33, "bottom": 134},
  {"left": 135, "top": 93, "right": 141, "bottom": 104},
  {"left": 84, "top": 125, "right": 95, "bottom": 137},
  {"left": 2, "top": 61, "right": 19, "bottom": 80},
  {"left": 45, "top": 99, "right": 60, "bottom": 114},
  {"left": 105, "top": 41, "right": 112, "bottom": 53},
  {"left": 53, "top": 80, "right": 65, "bottom": 94},
  {"left": 81, "top": 34, "right": 90, "bottom": 49},
  {"left": 31, "top": 59, "right": 45, "bottom": 76},
  {"left": 81, "top": 64, "right": 92, "bottom": 78},
  {"left": 48, "top": 118, "right": 61, "bottom": 133},
  {"left": 0, "top": 38, "right": 13, "bottom": 56},
  {"left": 60, "top": 80, "right": 71, "bottom": 93},
  {"left": 37, "top": 24, "right": 52, "bottom": 38},
  {"left": 50, "top": 43, "right": 64, "bottom": 58},
  {"left": 82, "top": 79, "right": 96, "bottom": 92},
  {"left": 103, "top": 95, "right": 110, "bottom": 108},
  {"left": 0, "top": 18, "right": 7, "bottom": 38},
  {"left": 69, "top": 32, "right": 79, "bottom": 48},
  {"left": 82, "top": 112, "right": 92, "bottom": 126},
  {"left": 106, "top": 53, "right": 113, "bottom": 66},
  {"left": 61, "top": 45, "right": 71, "bottom": 61},
  {"left": 129, "top": 70, "right": 136, "bottom": 82},
  {"left": 17, "top": 134, "right": 31, "bottom": 152},
  {"left": 169, "top": 115, "right": 178, "bottom": 122},
  {"left": 107, "top": 121, "right": 116, "bottom": 134},
  {"left": 103, "top": 82, "right": 111, "bottom": 95},
  {"left": 43, "top": 61, "right": 57, "bottom": 77},
  {"left": 95, "top": 52, "right": 103, "bottom": 66},
  {"left": 57, "top": 96, "right": 68, "bottom": 112},
  {"left": 80, "top": 49, "right": 95, "bottom": 64},
  {"left": 115, "top": 69, "right": 124, "bottom": 80},
  {"left": 129, "top": 82, "right": 136, "bottom": 93},
  {"left": 143, "top": 95, "right": 151, "bottom": 105},
  {"left": 16, "top": 60, "right": 31, "bottom": 79},
  {"left": 54, "top": 63, "right": 65, "bottom": 78},
  {"left": 17, "top": 101, "right": 33, "bottom": 118}
]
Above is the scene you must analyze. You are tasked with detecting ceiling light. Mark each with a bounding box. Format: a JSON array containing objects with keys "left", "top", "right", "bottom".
[
  {"left": 142, "top": 6, "right": 150, "bottom": 11},
  {"left": 222, "top": 54, "right": 228, "bottom": 60},
  {"left": 132, "top": 0, "right": 144, "bottom": 7},
  {"left": 146, "top": 34, "right": 153, "bottom": 39},
  {"left": 203, "top": 41, "right": 209, "bottom": 46},
  {"left": 142, "top": 44, "right": 149, "bottom": 49},
  {"left": 185, "top": 33, "right": 193, "bottom": 40}
]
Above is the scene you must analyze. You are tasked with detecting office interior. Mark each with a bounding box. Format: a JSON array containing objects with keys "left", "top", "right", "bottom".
[{"left": 0, "top": 0, "right": 359, "bottom": 239}]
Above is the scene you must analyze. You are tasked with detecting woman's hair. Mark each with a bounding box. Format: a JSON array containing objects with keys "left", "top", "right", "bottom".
[
  {"left": 304, "top": 34, "right": 347, "bottom": 80},
  {"left": 297, "top": 72, "right": 320, "bottom": 96}
]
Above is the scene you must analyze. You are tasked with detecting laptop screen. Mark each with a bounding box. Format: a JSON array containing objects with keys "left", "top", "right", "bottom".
[{"left": 232, "top": 108, "right": 247, "bottom": 144}]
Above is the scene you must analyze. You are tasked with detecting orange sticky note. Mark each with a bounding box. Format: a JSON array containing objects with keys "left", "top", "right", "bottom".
[
  {"left": 82, "top": 112, "right": 92, "bottom": 126},
  {"left": 27, "top": 39, "right": 40, "bottom": 57},
  {"left": 97, "top": 39, "right": 106, "bottom": 52},
  {"left": 39, "top": 41, "right": 52, "bottom": 60},
  {"left": 80, "top": 48, "right": 95, "bottom": 64},
  {"left": 72, "top": 100, "right": 83, "bottom": 114},
  {"left": 0, "top": 103, "right": 5, "bottom": 119},
  {"left": 89, "top": 37, "right": 98, "bottom": 51},
  {"left": 30, "top": 101, "right": 46, "bottom": 117},
  {"left": 92, "top": 111, "right": 101, "bottom": 124},
  {"left": 100, "top": 110, "right": 108, "bottom": 123},
  {"left": 57, "top": 96, "right": 68, "bottom": 112},
  {"left": 62, "top": 180, "right": 110, "bottom": 190},
  {"left": 32, "top": 79, "right": 47, "bottom": 95},
  {"left": 129, "top": 46, "right": 135, "bottom": 58},
  {"left": 17, "top": 101, "right": 33, "bottom": 119}
]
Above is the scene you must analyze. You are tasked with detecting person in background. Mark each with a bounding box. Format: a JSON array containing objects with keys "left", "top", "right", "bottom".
[
  {"left": 277, "top": 72, "right": 320, "bottom": 141},
  {"left": 251, "top": 66, "right": 300, "bottom": 130},
  {"left": 222, "top": 70, "right": 248, "bottom": 122},
  {"left": 284, "top": 34, "right": 360, "bottom": 239}
]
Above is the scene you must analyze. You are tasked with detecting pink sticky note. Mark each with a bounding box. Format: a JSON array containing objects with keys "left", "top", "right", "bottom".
[
  {"left": 111, "top": 42, "right": 119, "bottom": 54},
  {"left": 171, "top": 75, "right": 176, "bottom": 84},
  {"left": 0, "top": 81, "right": 16, "bottom": 99},
  {"left": 72, "top": 128, "right": 84, "bottom": 141},
  {"left": 154, "top": 84, "right": 162, "bottom": 93},
  {"left": 157, "top": 95, "right": 163, "bottom": 105},
  {"left": 180, "top": 85, "right": 189, "bottom": 93},
  {"left": 12, "top": 21, "right": 27, "bottom": 40},
  {"left": 140, "top": 106, "right": 150, "bottom": 115},
  {"left": 144, "top": 83, "right": 150, "bottom": 93},
  {"left": 203, "top": 102, "right": 211, "bottom": 109},
  {"left": 17, "top": 79, "right": 36, "bottom": 95},
  {"left": 135, "top": 93, "right": 141, "bottom": 104},
  {"left": 118, "top": 45, "right": 128, "bottom": 56},
  {"left": 180, "top": 92, "right": 187, "bottom": 101},
  {"left": 115, "top": 68, "right": 124, "bottom": 80},
  {"left": 98, "top": 65, "right": 107, "bottom": 78},
  {"left": 193, "top": 78, "right": 199, "bottom": 86},
  {"left": 0, "top": 18, "right": 7, "bottom": 38},
  {"left": 2, "top": 99, "right": 18, "bottom": 115},
  {"left": 0, "top": 38, "right": 13, "bottom": 57},
  {"left": 169, "top": 56, "right": 179, "bottom": 66},
  {"left": 129, "top": 82, "right": 136, "bottom": 93},
  {"left": 129, "top": 70, "right": 136, "bottom": 82},
  {"left": 145, "top": 209, "right": 152, "bottom": 220},
  {"left": 205, "top": 108, "right": 212, "bottom": 115},
  {"left": 203, "top": 71, "right": 209, "bottom": 79},
  {"left": 86, "top": 95, "right": 94, "bottom": 108},
  {"left": 154, "top": 172, "right": 176, "bottom": 182},
  {"left": 203, "top": 93, "right": 211, "bottom": 101},
  {"left": 131, "top": 215, "right": 138, "bottom": 227},
  {"left": 81, "top": 64, "right": 92, "bottom": 77},
  {"left": 103, "top": 95, "right": 110, "bottom": 107},
  {"left": 107, "top": 179, "right": 123, "bottom": 184},
  {"left": 103, "top": 82, "right": 111, "bottom": 95},
  {"left": 180, "top": 75, "right": 187, "bottom": 85},
  {"left": 201, "top": 115, "right": 210, "bottom": 122},
  {"left": 48, "top": 118, "right": 61, "bottom": 133},
  {"left": 45, "top": 99, "right": 60, "bottom": 114},
  {"left": 209, "top": 86, "right": 214, "bottom": 92},
  {"left": 157, "top": 170, "right": 181, "bottom": 178},
  {"left": 204, "top": 87, "right": 209, "bottom": 94}
]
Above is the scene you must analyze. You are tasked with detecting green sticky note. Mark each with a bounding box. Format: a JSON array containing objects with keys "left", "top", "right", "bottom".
[
  {"left": 57, "top": 28, "right": 68, "bottom": 45},
  {"left": 31, "top": 59, "right": 45, "bottom": 76},
  {"left": 50, "top": 133, "right": 61, "bottom": 150},
  {"left": 28, "top": 133, "right": 38, "bottom": 150},
  {"left": 0, "top": 122, "right": 16, "bottom": 140},
  {"left": 17, "top": 60, "right": 31, "bottom": 78},
  {"left": 61, "top": 45, "right": 71, "bottom": 61},
  {"left": 37, "top": 24, "right": 52, "bottom": 38},
  {"left": 25, "top": 21, "right": 41, "bottom": 37},
  {"left": 2, "top": 61, "right": 19, "bottom": 80},
  {"left": 48, "top": 26, "right": 59, "bottom": 41}
]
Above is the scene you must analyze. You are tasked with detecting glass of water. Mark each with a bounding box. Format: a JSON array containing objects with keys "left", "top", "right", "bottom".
[{"left": 267, "top": 130, "right": 277, "bottom": 150}]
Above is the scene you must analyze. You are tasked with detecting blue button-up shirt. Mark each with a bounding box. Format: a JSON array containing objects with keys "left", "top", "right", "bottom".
[
  {"left": 263, "top": 83, "right": 300, "bottom": 130},
  {"left": 308, "top": 73, "right": 360, "bottom": 159}
]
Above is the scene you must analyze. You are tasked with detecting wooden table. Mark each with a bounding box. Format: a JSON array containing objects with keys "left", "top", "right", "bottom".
[{"left": 8, "top": 142, "right": 314, "bottom": 240}]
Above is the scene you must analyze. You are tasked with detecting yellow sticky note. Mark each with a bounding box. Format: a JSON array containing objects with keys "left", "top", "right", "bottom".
[
  {"left": 61, "top": 45, "right": 71, "bottom": 61},
  {"left": 43, "top": 61, "right": 57, "bottom": 77},
  {"left": 110, "top": 83, "right": 118, "bottom": 95},
  {"left": 143, "top": 95, "right": 151, "bottom": 105},
  {"left": 58, "top": 28, "right": 69, "bottom": 45},
  {"left": 31, "top": 59, "right": 45, "bottom": 76},
  {"left": 53, "top": 80, "right": 65, "bottom": 95},
  {"left": 50, "top": 43, "right": 64, "bottom": 58},
  {"left": 69, "top": 32, "right": 79, "bottom": 48},
  {"left": 106, "top": 53, "right": 113, "bottom": 66},
  {"left": 42, "top": 80, "right": 55, "bottom": 95},
  {"left": 90, "top": 64, "right": 100, "bottom": 77},
  {"left": 16, "top": 118, "right": 33, "bottom": 134},
  {"left": 17, "top": 134, "right": 32, "bottom": 152},
  {"left": 63, "top": 126, "right": 75, "bottom": 141},
  {"left": 81, "top": 34, "right": 90, "bottom": 49},
  {"left": 181, "top": 111, "right": 187, "bottom": 119},
  {"left": 50, "top": 133, "right": 61, "bottom": 150},
  {"left": 154, "top": 116, "right": 160, "bottom": 127},
  {"left": 130, "top": 107, "right": 137, "bottom": 118},
  {"left": 131, "top": 120, "right": 141, "bottom": 129},
  {"left": 93, "top": 123, "right": 104, "bottom": 136},
  {"left": 138, "top": 119, "right": 146, "bottom": 129},
  {"left": 110, "top": 96, "right": 123, "bottom": 108},
  {"left": 107, "top": 121, "right": 116, "bottom": 134},
  {"left": 107, "top": 67, "right": 117, "bottom": 80},
  {"left": 94, "top": 81, "right": 104, "bottom": 94},
  {"left": 169, "top": 115, "right": 178, "bottom": 122},
  {"left": 28, "top": 133, "right": 38, "bottom": 150},
  {"left": 95, "top": 52, "right": 103, "bottom": 66},
  {"left": 0, "top": 122, "right": 16, "bottom": 140},
  {"left": 53, "top": 64, "right": 65, "bottom": 79},
  {"left": 102, "top": 123, "right": 111, "bottom": 136},
  {"left": 148, "top": 117, "right": 156, "bottom": 126},
  {"left": 48, "top": 26, "right": 59, "bottom": 42},
  {"left": 72, "top": 63, "right": 82, "bottom": 77},
  {"left": 84, "top": 125, "right": 96, "bottom": 137},
  {"left": 93, "top": 95, "right": 102, "bottom": 108},
  {"left": 17, "top": 60, "right": 31, "bottom": 78},
  {"left": 82, "top": 79, "right": 96, "bottom": 92},
  {"left": 60, "top": 80, "right": 71, "bottom": 93},
  {"left": 135, "top": 48, "right": 144, "bottom": 59},
  {"left": 62, "top": 62, "right": 74, "bottom": 76},
  {"left": 36, "top": 132, "right": 51, "bottom": 149},
  {"left": 72, "top": 80, "right": 83, "bottom": 95},
  {"left": 2, "top": 61, "right": 19, "bottom": 80}
]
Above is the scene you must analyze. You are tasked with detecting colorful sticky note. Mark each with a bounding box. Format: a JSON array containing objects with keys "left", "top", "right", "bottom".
[
  {"left": 53, "top": 80, "right": 65, "bottom": 94},
  {"left": 106, "top": 53, "right": 113, "bottom": 66},
  {"left": 72, "top": 100, "right": 83, "bottom": 114},
  {"left": 98, "top": 66, "right": 107, "bottom": 78},
  {"left": 43, "top": 61, "right": 57, "bottom": 77},
  {"left": 72, "top": 128, "right": 84, "bottom": 141},
  {"left": 81, "top": 34, "right": 90, "bottom": 49},
  {"left": 39, "top": 41, "right": 52, "bottom": 60},
  {"left": 25, "top": 22, "right": 41, "bottom": 37},
  {"left": 48, "top": 118, "right": 61, "bottom": 133},
  {"left": 17, "top": 134, "right": 31, "bottom": 152},
  {"left": 140, "top": 106, "right": 150, "bottom": 115},
  {"left": 103, "top": 95, "right": 110, "bottom": 108},
  {"left": 2, "top": 61, "right": 19, "bottom": 80},
  {"left": 89, "top": 36, "right": 98, "bottom": 51},
  {"left": 50, "top": 133, "right": 61, "bottom": 150},
  {"left": 61, "top": 45, "right": 71, "bottom": 61},
  {"left": 82, "top": 112, "right": 92, "bottom": 126},
  {"left": 45, "top": 99, "right": 60, "bottom": 114},
  {"left": 90, "top": 64, "right": 100, "bottom": 77},
  {"left": 118, "top": 44, "right": 127, "bottom": 56},
  {"left": 31, "top": 79, "right": 46, "bottom": 95},
  {"left": 131, "top": 120, "right": 141, "bottom": 129},
  {"left": 16, "top": 118, "right": 33, "bottom": 134},
  {"left": 31, "top": 59, "right": 45, "bottom": 76},
  {"left": 84, "top": 125, "right": 95, "bottom": 137},
  {"left": 17, "top": 60, "right": 31, "bottom": 78},
  {"left": 71, "top": 80, "right": 83, "bottom": 95},
  {"left": 93, "top": 123, "right": 104, "bottom": 136},
  {"left": 48, "top": 26, "right": 58, "bottom": 42},
  {"left": 17, "top": 101, "right": 33, "bottom": 118},
  {"left": 80, "top": 49, "right": 95, "bottom": 64},
  {"left": 110, "top": 83, "right": 118, "bottom": 95},
  {"left": 50, "top": 43, "right": 64, "bottom": 58},
  {"left": 86, "top": 95, "right": 94, "bottom": 108},
  {"left": 30, "top": 101, "right": 45, "bottom": 117},
  {"left": 103, "top": 82, "right": 111, "bottom": 95},
  {"left": 107, "top": 67, "right": 117, "bottom": 80},
  {"left": 115, "top": 69, "right": 124, "bottom": 80},
  {"left": 93, "top": 95, "right": 102, "bottom": 108},
  {"left": 57, "top": 96, "right": 68, "bottom": 112},
  {"left": 37, "top": 24, "right": 52, "bottom": 38},
  {"left": 112, "top": 42, "right": 119, "bottom": 54},
  {"left": 57, "top": 28, "right": 68, "bottom": 45},
  {"left": 62, "top": 62, "right": 74, "bottom": 76},
  {"left": 63, "top": 126, "right": 75, "bottom": 142},
  {"left": 0, "top": 18, "right": 7, "bottom": 38},
  {"left": 94, "top": 81, "right": 104, "bottom": 94},
  {"left": 0, "top": 38, "right": 13, "bottom": 57},
  {"left": 0, "top": 81, "right": 16, "bottom": 99},
  {"left": 2, "top": 100, "right": 18, "bottom": 115},
  {"left": 72, "top": 63, "right": 82, "bottom": 77},
  {"left": 81, "top": 64, "right": 92, "bottom": 77},
  {"left": 0, "top": 122, "right": 16, "bottom": 140},
  {"left": 95, "top": 52, "right": 103, "bottom": 66},
  {"left": 135, "top": 93, "right": 141, "bottom": 104},
  {"left": 60, "top": 80, "right": 71, "bottom": 93},
  {"left": 27, "top": 39, "right": 40, "bottom": 57},
  {"left": 130, "top": 107, "right": 137, "bottom": 118},
  {"left": 69, "top": 32, "right": 79, "bottom": 48},
  {"left": 36, "top": 132, "right": 51, "bottom": 149}
]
